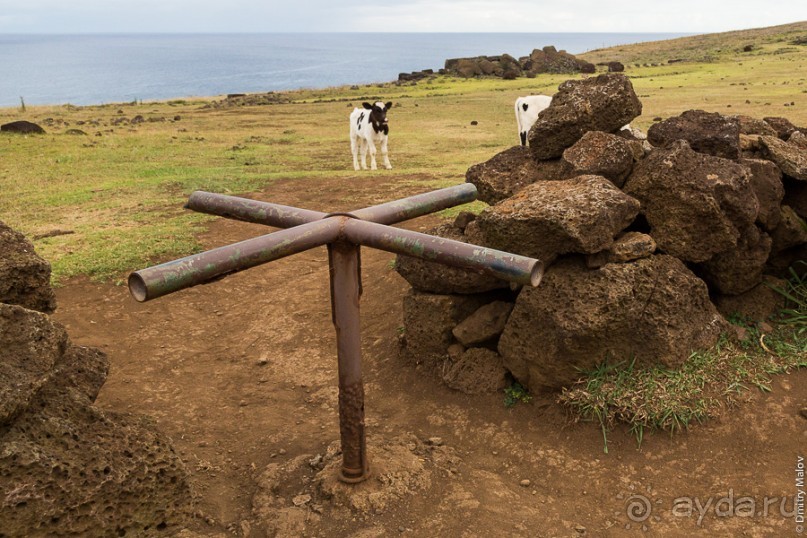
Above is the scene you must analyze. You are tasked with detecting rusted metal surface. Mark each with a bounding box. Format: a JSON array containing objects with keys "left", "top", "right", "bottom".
[
  {"left": 129, "top": 184, "right": 544, "bottom": 485},
  {"left": 129, "top": 218, "right": 340, "bottom": 302},
  {"left": 186, "top": 190, "right": 325, "bottom": 228},
  {"left": 185, "top": 183, "right": 477, "bottom": 228},
  {"left": 343, "top": 219, "right": 543, "bottom": 287},
  {"left": 328, "top": 241, "right": 369, "bottom": 482}
]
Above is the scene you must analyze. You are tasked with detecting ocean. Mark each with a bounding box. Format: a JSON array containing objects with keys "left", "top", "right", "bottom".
[{"left": 0, "top": 33, "right": 686, "bottom": 107}]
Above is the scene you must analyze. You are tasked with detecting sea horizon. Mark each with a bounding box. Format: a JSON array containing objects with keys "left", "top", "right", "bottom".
[{"left": 0, "top": 32, "right": 690, "bottom": 107}]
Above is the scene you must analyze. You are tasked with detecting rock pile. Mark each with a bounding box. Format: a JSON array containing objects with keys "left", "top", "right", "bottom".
[
  {"left": 395, "top": 73, "right": 805, "bottom": 395},
  {"left": 443, "top": 46, "right": 596, "bottom": 80},
  {"left": 0, "top": 222, "right": 192, "bottom": 537}
]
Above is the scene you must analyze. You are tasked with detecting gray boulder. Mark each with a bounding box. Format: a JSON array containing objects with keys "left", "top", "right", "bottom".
[
  {"left": 528, "top": 73, "right": 642, "bottom": 160},
  {"left": 465, "top": 146, "right": 572, "bottom": 205},
  {"left": 647, "top": 110, "right": 740, "bottom": 160},
  {"left": 498, "top": 256, "right": 728, "bottom": 392},
  {"left": 561, "top": 130, "right": 636, "bottom": 187},
  {"left": 474, "top": 175, "right": 641, "bottom": 265},
  {"left": 623, "top": 140, "right": 759, "bottom": 263}
]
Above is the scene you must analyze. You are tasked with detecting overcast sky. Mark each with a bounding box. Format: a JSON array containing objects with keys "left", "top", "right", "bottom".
[{"left": 0, "top": 0, "right": 805, "bottom": 34}]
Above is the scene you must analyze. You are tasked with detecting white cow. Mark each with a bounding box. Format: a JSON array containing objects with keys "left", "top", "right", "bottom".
[
  {"left": 350, "top": 101, "right": 392, "bottom": 171},
  {"left": 514, "top": 95, "right": 552, "bottom": 146}
]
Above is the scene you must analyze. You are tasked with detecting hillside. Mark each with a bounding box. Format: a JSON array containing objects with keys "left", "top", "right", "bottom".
[{"left": 580, "top": 20, "right": 807, "bottom": 64}]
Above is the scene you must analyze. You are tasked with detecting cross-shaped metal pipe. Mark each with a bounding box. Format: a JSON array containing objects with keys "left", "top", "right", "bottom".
[{"left": 129, "top": 183, "right": 542, "bottom": 483}]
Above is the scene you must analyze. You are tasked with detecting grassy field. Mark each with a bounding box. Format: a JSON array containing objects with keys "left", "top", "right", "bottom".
[{"left": 1, "top": 25, "right": 807, "bottom": 284}]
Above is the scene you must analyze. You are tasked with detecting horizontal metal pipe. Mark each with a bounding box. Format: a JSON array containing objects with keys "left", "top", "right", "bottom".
[
  {"left": 342, "top": 219, "right": 543, "bottom": 287},
  {"left": 186, "top": 191, "right": 325, "bottom": 228},
  {"left": 350, "top": 183, "right": 478, "bottom": 225},
  {"left": 128, "top": 218, "right": 341, "bottom": 302},
  {"left": 184, "top": 183, "right": 478, "bottom": 228}
]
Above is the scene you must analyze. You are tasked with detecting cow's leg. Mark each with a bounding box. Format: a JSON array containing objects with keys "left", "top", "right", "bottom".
[
  {"left": 350, "top": 135, "right": 360, "bottom": 171},
  {"left": 368, "top": 141, "right": 378, "bottom": 171},
  {"left": 381, "top": 136, "right": 392, "bottom": 169},
  {"left": 520, "top": 131, "right": 527, "bottom": 146},
  {"left": 359, "top": 139, "right": 368, "bottom": 170}
]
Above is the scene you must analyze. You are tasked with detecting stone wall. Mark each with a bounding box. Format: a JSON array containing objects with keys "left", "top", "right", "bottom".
[{"left": 396, "top": 73, "right": 806, "bottom": 395}]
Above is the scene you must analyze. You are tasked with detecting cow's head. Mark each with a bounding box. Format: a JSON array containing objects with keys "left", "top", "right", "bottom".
[{"left": 362, "top": 101, "right": 393, "bottom": 133}]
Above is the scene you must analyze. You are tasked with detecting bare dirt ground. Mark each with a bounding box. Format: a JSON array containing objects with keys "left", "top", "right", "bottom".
[{"left": 52, "top": 176, "right": 807, "bottom": 537}]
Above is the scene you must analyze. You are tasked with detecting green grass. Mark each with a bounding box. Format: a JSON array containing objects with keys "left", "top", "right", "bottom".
[{"left": 558, "top": 324, "right": 807, "bottom": 452}]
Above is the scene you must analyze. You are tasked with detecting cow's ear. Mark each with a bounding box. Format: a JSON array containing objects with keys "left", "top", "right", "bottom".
[
  {"left": 362, "top": 102, "right": 373, "bottom": 110},
  {"left": 385, "top": 102, "right": 393, "bottom": 111}
]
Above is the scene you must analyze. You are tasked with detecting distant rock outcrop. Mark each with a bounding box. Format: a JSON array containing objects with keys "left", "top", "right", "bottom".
[{"left": 1, "top": 120, "right": 45, "bottom": 134}]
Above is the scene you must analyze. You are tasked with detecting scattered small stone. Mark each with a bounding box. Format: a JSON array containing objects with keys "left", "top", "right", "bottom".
[
  {"left": 426, "top": 437, "right": 444, "bottom": 446},
  {"left": 800, "top": 408, "right": 807, "bottom": 420},
  {"left": 520, "top": 479, "right": 531, "bottom": 487},
  {"left": 575, "top": 524, "right": 586, "bottom": 534},
  {"left": 292, "top": 494, "right": 311, "bottom": 507},
  {"left": 256, "top": 357, "right": 269, "bottom": 366},
  {"left": 470, "top": 120, "right": 478, "bottom": 125},
  {"left": 239, "top": 400, "right": 247, "bottom": 407},
  {"left": 279, "top": 448, "right": 287, "bottom": 455}
]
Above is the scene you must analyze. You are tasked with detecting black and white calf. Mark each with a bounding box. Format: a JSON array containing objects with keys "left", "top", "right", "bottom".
[
  {"left": 350, "top": 101, "right": 392, "bottom": 171},
  {"left": 514, "top": 95, "right": 552, "bottom": 146}
]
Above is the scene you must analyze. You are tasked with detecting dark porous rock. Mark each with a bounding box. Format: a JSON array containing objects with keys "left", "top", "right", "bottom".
[
  {"left": 763, "top": 116, "right": 799, "bottom": 140},
  {"left": 0, "top": 221, "right": 57, "bottom": 314},
  {"left": 465, "top": 146, "right": 573, "bottom": 205},
  {"left": 741, "top": 158, "right": 785, "bottom": 231},
  {"left": 475, "top": 175, "right": 641, "bottom": 265},
  {"left": 521, "top": 46, "right": 596, "bottom": 75},
  {"left": 758, "top": 135, "right": 807, "bottom": 180},
  {"left": 0, "top": 304, "right": 192, "bottom": 535},
  {"left": 0, "top": 304, "right": 67, "bottom": 426},
  {"left": 451, "top": 300, "right": 514, "bottom": 346},
  {"left": 623, "top": 140, "right": 759, "bottom": 263},
  {"left": 498, "top": 256, "right": 727, "bottom": 393},
  {"left": 586, "top": 231, "right": 656, "bottom": 269},
  {"left": 1, "top": 120, "right": 45, "bottom": 134},
  {"left": 441, "top": 348, "right": 509, "bottom": 395},
  {"left": 699, "top": 226, "right": 772, "bottom": 295},
  {"left": 561, "top": 131, "right": 635, "bottom": 187},
  {"left": 607, "top": 61, "right": 625, "bottom": 72},
  {"left": 783, "top": 177, "right": 807, "bottom": 219},
  {"left": 402, "top": 290, "right": 492, "bottom": 367},
  {"left": 528, "top": 73, "right": 642, "bottom": 160},
  {"left": 766, "top": 243, "right": 807, "bottom": 278},
  {"left": 769, "top": 205, "right": 807, "bottom": 254},
  {"left": 647, "top": 110, "right": 740, "bottom": 160},
  {"left": 714, "top": 276, "right": 786, "bottom": 322},
  {"left": 395, "top": 223, "right": 508, "bottom": 294},
  {"left": 738, "top": 115, "right": 778, "bottom": 137}
]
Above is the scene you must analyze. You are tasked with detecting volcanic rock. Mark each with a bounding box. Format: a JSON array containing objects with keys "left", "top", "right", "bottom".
[
  {"left": 769, "top": 205, "right": 807, "bottom": 254},
  {"left": 783, "top": 177, "right": 807, "bottom": 219},
  {"left": 758, "top": 135, "right": 807, "bottom": 180},
  {"left": 647, "top": 110, "right": 741, "bottom": 159},
  {"left": 474, "top": 175, "right": 641, "bottom": 265},
  {"left": 713, "top": 276, "right": 786, "bottom": 322},
  {"left": 520, "top": 46, "right": 596, "bottom": 75},
  {"left": 442, "top": 348, "right": 509, "bottom": 394},
  {"left": 394, "top": 223, "right": 509, "bottom": 294},
  {"left": 738, "top": 115, "right": 778, "bottom": 137},
  {"left": 741, "top": 158, "right": 785, "bottom": 231},
  {"left": 0, "top": 221, "right": 57, "bottom": 314},
  {"left": 465, "top": 146, "right": 573, "bottom": 204},
  {"left": 763, "top": 116, "right": 799, "bottom": 140},
  {"left": 498, "top": 256, "right": 727, "bottom": 392},
  {"left": 585, "top": 232, "right": 656, "bottom": 269},
  {"left": 623, "top": 140, "right": 759, "bottom": 263},
  {"left": 451, "top": 300, "right": 514, "bottom": 346},
  {"left": 401, "top": 290, "right": 492, "bottom": 366},
  {"left": 699, "top": 226, "right": 772, "bottom": 295},
  {"left": 1, "top": 120, "right": 45, "bottom": 134},
  {"left": 561, "top": 131, "right": 636, "bottom": 187},
  {"left": 528, "top": 73, "right": 642, "bottom": 160}
]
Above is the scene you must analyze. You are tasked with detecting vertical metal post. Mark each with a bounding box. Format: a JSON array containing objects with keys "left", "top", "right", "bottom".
[{"left": 328, "top": 240, "right": 369, "bottom": 483}]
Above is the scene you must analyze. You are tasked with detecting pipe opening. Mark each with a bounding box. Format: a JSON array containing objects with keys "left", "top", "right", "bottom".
[
  {"left": 128, "top": 273, "right": 149, "bottom": 302},
  {"left": 529, "top": 261, "right": 544, "bottom": 287}
]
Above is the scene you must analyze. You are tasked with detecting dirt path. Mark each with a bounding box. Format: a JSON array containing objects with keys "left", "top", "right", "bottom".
[{"left": 53, "top": 176, "right": 807, "bottom": 537}]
